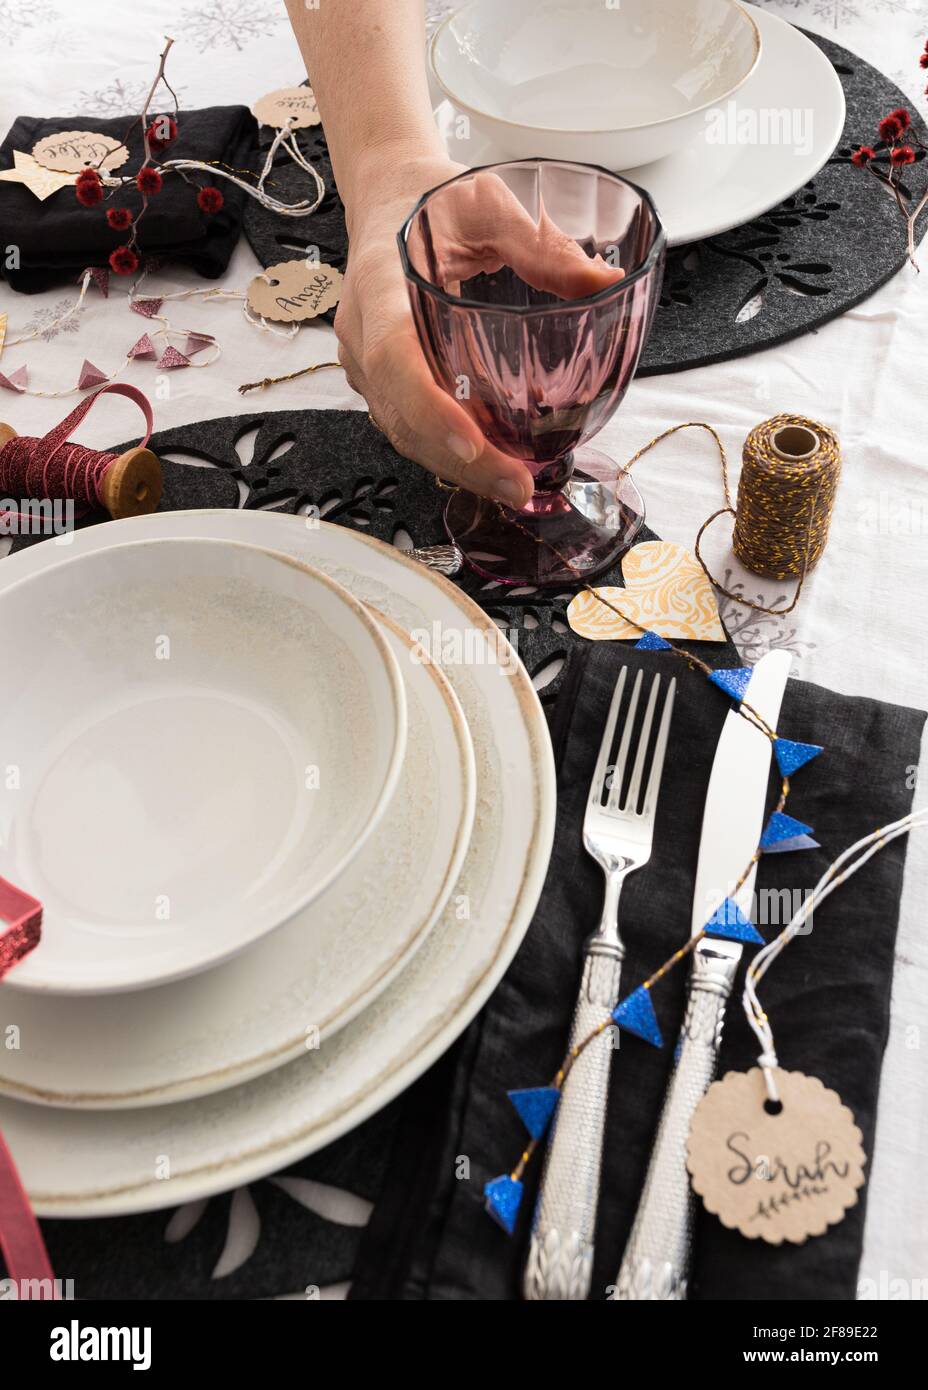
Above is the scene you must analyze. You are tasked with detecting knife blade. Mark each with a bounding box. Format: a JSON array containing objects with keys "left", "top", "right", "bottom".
[
  {"left": 691, "top": 648, "right": 793, "bottom": 936},
  {"left": 612, "top": 649, "right": 792, "bottom": 1300}
]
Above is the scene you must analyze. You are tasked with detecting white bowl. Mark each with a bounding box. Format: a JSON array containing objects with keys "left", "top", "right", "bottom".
[
  {"left": 0, "top": 537, "right": 407, "bottom": 994},
  {"left": 430, "top": 0, "right": 762, "bottom": 172}
]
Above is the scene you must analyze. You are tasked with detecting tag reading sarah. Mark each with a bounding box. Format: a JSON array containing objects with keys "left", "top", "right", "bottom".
[
  {"left": 31, "top": 130, "right": 129, "bottom": 174},
  {"left": 686, "top": 1068, "right": 866, "bottom": 1245},
  {"left": 252, "top": 87, "right": 321, "bottom": 129},
  {"left": 247, "top": 260, "right": 343, "bottom": 324}
]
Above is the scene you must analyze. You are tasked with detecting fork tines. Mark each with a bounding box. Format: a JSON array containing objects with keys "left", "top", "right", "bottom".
[{"left": 589, "top": 668, "right": 676, "bottom": 821}]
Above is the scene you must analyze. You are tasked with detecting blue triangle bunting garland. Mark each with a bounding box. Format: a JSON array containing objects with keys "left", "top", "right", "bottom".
[
  {"left": 708, "top": 666, "right": 754, "bottom": 704},
  {"left": 612, "top": 986, "right": 663, "bottom": 1048},
  {"left": 760, "top": 811, "right": 815, "bottom": 849},
  {"left": 774, "top": 738, "right": 824, "bottom": 778},
  {"left": 704, "top": 897, "right": 764, "bottom": 945},
  {"left": 484, "top": 1174, "right": 523, "bottom": 1234},
  {"left": 763, "top": 833, "right": 821, "bottom": 855},
  {"left": 635, "top": 630, "right": 672, "bottom": 651},
  {"left": 508, "top": 1086, "right": 560, "bottom": 1141}
]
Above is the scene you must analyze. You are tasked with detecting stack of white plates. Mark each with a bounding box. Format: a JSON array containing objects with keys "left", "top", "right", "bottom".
[
  {"left": 0, "top": 513, "right": 556, "bottom": 1218},
  {"left": 430, "top": 1, "right": 846, "bottom": 246}
]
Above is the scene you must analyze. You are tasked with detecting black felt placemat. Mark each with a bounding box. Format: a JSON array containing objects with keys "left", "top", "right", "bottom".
[{"left": 243, "top": 28, "right": 927, "bottom": 374}]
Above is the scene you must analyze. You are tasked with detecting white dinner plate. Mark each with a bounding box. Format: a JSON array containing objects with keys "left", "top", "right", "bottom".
[
  {"left": 0, "top": 607, "right": 475, "bottom": 1108},
  {"left": 0, "top": 538, "right": 407, "bottom": 995},
  {"left": 0, "top": 513, "right": 556, "bottom": 1216},
  {"left": 434, "top": 5, "right": 846, "bottom": 247}
]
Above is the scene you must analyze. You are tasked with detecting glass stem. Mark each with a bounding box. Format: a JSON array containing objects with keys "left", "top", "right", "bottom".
[{"left": 532, "top": 452, "right": 574, "bottom": 496}]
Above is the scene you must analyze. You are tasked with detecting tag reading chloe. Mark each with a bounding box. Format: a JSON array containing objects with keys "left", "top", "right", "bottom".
[
  {"left": 252, "top": 86, "right": 321, "bottom": 129},
  {"left": 32, "top": 131, "right": 129, "bottom": 174},
  {"left": 247, "top": 260, "right": 343, "bottom": 324},
  {"left": 686, "top": 1068, "right": 866, "bottom": 1245}
]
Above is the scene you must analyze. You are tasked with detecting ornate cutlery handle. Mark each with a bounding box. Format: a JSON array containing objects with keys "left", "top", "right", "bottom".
[
  {"left": 523, "top": 939, "right": 623, "bottom": 1301},
  {"left": 612, "top": 940, "right": 739, "bottom": 1301}
]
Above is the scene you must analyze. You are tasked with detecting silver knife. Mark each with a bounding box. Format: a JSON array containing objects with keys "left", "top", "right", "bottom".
[{"left": 612, "top": 648, "right": 792, "bottom": 1300}]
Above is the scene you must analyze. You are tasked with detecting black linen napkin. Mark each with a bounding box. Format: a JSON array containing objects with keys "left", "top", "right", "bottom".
[
  {"left": 350, "top": 642, "right": 926, "bottom": 1300},
  {"left": 0, "top": 106, "right": 256, "bottom": 293}
]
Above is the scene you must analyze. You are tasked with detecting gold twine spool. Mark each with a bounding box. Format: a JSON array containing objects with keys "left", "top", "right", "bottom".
[{"left": 732, "top": 414, "right": 841, "bottom": 581}]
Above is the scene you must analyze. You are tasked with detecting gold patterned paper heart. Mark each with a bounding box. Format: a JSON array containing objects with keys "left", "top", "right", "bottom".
[{"left": 567, "top": 539, "right": 726, "bottom": 642}]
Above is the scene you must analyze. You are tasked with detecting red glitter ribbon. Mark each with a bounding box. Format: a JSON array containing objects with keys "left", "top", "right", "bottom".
[
  {"left": 0, "top": 1130, "right": 56, "bottom": 1296},
  {"left": 0, "top": 877, "right": 41, "bottom": 980},
  {"left": 0, "top": 382, "right": 155, "bottom": 520},
  {"left": 0, "top": 887, "right": 54, "bottom": 1295},
  {"left": 39, "top": 381, "right": 154, "bottom": 455}
]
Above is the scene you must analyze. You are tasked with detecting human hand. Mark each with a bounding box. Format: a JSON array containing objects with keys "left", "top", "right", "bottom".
[{"left": 337, "top": 151, "right": 624, "bottom": 507}]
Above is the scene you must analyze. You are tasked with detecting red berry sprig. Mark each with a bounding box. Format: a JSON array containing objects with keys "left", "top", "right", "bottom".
[{"left": 849, "top": 40, "right": 928, "bottom": 268}]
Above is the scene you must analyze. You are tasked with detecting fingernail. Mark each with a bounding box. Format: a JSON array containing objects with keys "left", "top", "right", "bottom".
[
  {"left": 494, "top": 477, "right": 529, "bottom": 508},
  {"left": 447, "top": 433, "right": 478, "bottom": 463}
]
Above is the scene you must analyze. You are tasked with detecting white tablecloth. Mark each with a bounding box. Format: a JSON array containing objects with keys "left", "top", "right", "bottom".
[{"left": 1, "top": 0, "right": 926, "bottom": 1297}]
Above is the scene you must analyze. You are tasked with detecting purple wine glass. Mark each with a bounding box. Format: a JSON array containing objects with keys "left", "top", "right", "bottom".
[{"left": 398, "top": 159, "right": 665, "bottom": 586}]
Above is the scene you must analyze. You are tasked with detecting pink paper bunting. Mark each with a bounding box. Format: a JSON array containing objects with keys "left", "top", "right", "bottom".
[
  {"left": 88, "top": 267, "right": 109, "bottom": 297},
  {"left": 157, "top": 346, "right": 190, "bottom": 370},
  {"left": 78, "top": 359, "right": 109, "bottom": 390},
  {"left": 131, "top": 297, "right": 163, "bottom": 319},
  {"left": 184, "top": 332, "right": 214, "bottom": 357},
  {"left": 128, "top": 333, "right": 157, "bottom": 360},
  {"left": 0, "top": 365, "right": 28, "bottom": 392}
]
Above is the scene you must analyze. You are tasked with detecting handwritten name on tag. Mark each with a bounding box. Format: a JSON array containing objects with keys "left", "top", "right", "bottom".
[
  {"left": 687, "top": 1068, "right": 866, "bottom": 1245},
  {"left": 252, "top": 87, "right": 321, "bottom": 130},
  {"left": 247, "top": 260, "right": 343, "bottom": 323},
  {"left": 32, "top": 131, "right": 129, "bottom": 174}
]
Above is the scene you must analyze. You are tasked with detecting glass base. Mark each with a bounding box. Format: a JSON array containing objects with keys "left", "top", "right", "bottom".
[{"left": 444, "top": 447, "right": 645, "bottom": 587}]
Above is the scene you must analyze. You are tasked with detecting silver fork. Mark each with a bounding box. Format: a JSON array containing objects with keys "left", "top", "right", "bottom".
[{"left": 523, "top": 667, "right": 676, "bottom": 1301}]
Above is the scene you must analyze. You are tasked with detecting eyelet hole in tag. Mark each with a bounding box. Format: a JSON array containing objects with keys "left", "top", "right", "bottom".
[{"left": 687, "top": 1067, "right": 867, "bottom": 1245}]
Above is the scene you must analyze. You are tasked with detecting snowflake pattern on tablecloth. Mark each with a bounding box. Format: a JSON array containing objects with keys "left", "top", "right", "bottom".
[
  {"left": 21, "top": 299, "right": 84, "bottom": 342},
  {"left": 75, "top": 76, "right": 187, "bottom": 118},
  {"left": 812, "top": 0, "right": 863, "bottom": 27},
  {"left": 716, "top": 569, "right": 817, "bottom": 664},
  {"left": 0, "top": 0, "right": 56, "bottom": 43},
  {"left": 762, "top": 0, "right": 921, "bottom": 25},
  {"left": 179, "top": 0, "right": 285, "bottom": 53}
]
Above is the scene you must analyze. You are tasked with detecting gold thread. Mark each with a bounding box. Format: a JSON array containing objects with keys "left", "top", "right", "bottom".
[{"left": 238, "top": 360, "right": 340, "bottom": 394}]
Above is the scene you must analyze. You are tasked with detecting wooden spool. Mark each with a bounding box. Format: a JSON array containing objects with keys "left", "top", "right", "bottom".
[{"left": 0, "top": 422, "right": 162, "bottom": 519}]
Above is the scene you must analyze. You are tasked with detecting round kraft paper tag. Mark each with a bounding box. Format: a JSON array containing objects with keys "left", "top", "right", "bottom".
[
  {"left": 252, "top": 87, "right": 321, "bottom": 130},
  {"left": 686, "top": 1068, "right": 867, "bottom": 1245},
  {"left": 32, "top": 131, "right": 130, "bottom": 174},
  {"left": 247, "top": 260, "right": 343, "bottom": 324}
]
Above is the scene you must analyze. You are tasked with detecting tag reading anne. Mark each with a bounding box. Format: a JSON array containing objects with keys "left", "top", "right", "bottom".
[
  {"left": 248, "top": 260, "right": 343, "bottom": 324},
  {"left": 687, "top": 1068, "right": 866, "bottom": 1245},
  {"left": 252, "top": 87, "right": 321, "bottom": 130},
  {"left": 31, "top": 130, "right": 129, "bottom": 174}
]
